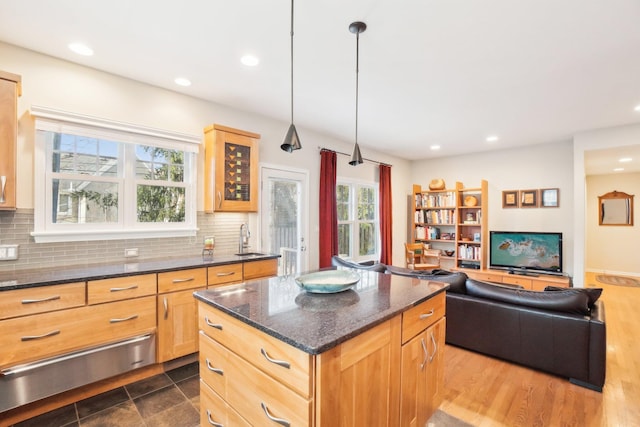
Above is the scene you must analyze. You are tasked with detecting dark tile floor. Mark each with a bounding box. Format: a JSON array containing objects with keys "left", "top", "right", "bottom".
[{"left": 12, "top": 362, "right": 200, "bottom": 427}]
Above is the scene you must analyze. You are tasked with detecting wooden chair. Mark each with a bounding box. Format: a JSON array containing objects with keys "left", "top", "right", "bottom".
[{"left": 405, "top": 243, "right": 441, "bottom": 271}]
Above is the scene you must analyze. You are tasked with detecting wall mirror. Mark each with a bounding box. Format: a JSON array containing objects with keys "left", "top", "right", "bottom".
[{"left": 598, "top": 191, "right": 634, "bottom": 226}]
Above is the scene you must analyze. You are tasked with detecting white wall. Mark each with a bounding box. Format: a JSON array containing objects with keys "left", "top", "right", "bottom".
[
  {"left": 410, "top": 141, "right": 576, "bottom": 276},
  {"left": 585, "top": 173, "right": 639, "bottom": 276},
  {"left": 1, "top": 42, "right": 412, "bottom": 269}
]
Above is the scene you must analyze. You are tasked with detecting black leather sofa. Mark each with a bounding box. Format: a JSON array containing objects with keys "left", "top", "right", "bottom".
[{"left": 331, "top": 259, "right": 606, "bottom": 391}]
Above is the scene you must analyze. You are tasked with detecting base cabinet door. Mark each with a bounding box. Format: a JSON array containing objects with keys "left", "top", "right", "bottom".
[
  {"left": 157, "top": 288, "right": 205, "bottom": 362},
  {"left": 400, "top": 317, "right": 446, "bottom": 427}
]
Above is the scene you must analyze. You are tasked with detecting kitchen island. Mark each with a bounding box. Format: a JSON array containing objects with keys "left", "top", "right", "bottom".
[{"left": 194, "top": 269, "right": 448, "bottom": 427}]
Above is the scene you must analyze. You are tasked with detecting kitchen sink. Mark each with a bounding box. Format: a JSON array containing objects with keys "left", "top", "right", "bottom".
[{"left": 234, "top": 252, "right": 264, "bottom": 257}]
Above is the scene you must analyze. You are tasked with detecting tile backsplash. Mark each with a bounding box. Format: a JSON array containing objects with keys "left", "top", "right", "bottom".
[{"left": 0, "top": 209, "right": 249, "bottom": 272}]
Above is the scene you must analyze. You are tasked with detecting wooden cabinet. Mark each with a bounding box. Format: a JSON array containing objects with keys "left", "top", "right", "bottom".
[
  {"left": 243, "top": 258, "right": 278, "bottom": 281},
  {"left": 0, "top": 71, "right": 21, "bottom": 210},
  {"left": 88, "top": 274, "right": 156, "bottom": 305},
  {"left": 0, "top": 282, "right": 85, "bottom": 320},
  {"left": 207, "top": 263, "right": 243, "bottom": 287},
  {"left": 198, "top": 291, "right": 445, "bottom": 426},
  {"left": 204, "top": 124, "right": 260, "bottom": 212},
  {"left": 157, "top": 268, "right": 207, "bottom": 362},
  {"left": 464, "top": 268, "right": 570, "bottom": 290},
  {"left": 200, "top": 379, "right": 251, "bottom": 427}
]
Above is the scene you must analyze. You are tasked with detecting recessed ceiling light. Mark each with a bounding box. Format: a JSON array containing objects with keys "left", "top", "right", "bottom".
[
  {"left": 634, "top": 105, "right": 640, "bottom": 112},
  {"left": 619, "top": 157, "right": 632, "bottom": 163},
  {"left": 430, "top": 145, "right": 441, "bottom": 150},
  {"left": 614, "top": 167, "right": 625, "bottom": 172},
  {"left": 485, "top": 135, "right": 499, "bottom": 142},
  {"left": 240, "top": 55, "right": 260, "bottom": 67},
  {"left": 174, "top": 77, "right": 191, "bottom": 87},
  {"left": 68, "top": 42, "right": 94, "bottom": 56}
]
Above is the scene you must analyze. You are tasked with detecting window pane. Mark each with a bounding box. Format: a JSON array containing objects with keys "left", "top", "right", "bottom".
[
  {"left": 52, "top": 179, "right": 118, "bottom": 224},
  {"left": 337, "top": 184, "right": 350, "bottom": 221},
  {"left": 338, "top": 224, "right": 351, "bottom": 257},
  {"left": 137, "top": 185, "right": 185, "bottom": 223},
  {"left": 136, "top": 146, "right": 184, "bottom": 182},
  {"left": 50, "top": 133, "right": 119, "bottom": 177},
  {"left": 359, "top": 222, "right": 376, "bottom": 256},
  {"left": 358, "top": 187, "right": 375, "bottom": 220}
]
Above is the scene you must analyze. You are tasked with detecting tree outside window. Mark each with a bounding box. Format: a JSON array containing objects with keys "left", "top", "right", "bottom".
[{"left": 337, "top": 181, "right": 379, "bottom": 262}]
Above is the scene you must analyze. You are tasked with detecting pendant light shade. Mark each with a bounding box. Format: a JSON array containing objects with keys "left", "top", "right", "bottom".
[
  {"left": 281, "top": 0, "right": 302, "bottom": 152},
  {"left": 281, "top": 123, "right": 301, "bottom": 152},
  {"left": 348, "top": 21, "right": 366, "bottom": 166},
  {"left": 349, "top": 142, "right": 363, "bottom": 166}
]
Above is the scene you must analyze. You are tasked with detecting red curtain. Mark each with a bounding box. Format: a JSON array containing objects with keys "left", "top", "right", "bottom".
[
  {"left": 319, "top": 150, "right": 338, "bottom": 268},
  {"left": 379, "top": 164, "right": 393, "bottom": 264}
]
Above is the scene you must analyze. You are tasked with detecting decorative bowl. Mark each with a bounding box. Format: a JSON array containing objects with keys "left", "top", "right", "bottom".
[
  {"left": 444, "top": 250, "right": 455, "bottom": 257},
  {"left": 295, "top": 270, "right": 361, "bottom": 294}
]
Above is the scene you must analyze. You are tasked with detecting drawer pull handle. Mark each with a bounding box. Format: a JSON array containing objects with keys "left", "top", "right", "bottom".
[
  {"left": 110, "top": 285, "right": 139, "bottom": 292},
  {"left": 260, "top": 348, "right": 291, "bottom": 369},
  {"left": 163, "top": 297, "right": 168, "bottom": 320},
  {"left": 260, "top": 402, "right": 290, "bottom": 427},
  {"left": 420, "top": 338, "right": 428, "bottom": 370},
  {"left": 205, "top": 359, "right": 224, "bottom": 376},
  {"left": 206, "top": 409, "right": 224, "bottom": 427},
  {"left": 0, "top": 175, "right": 5, "bottom": 203},
  {"left": 21, "top": 330, "right": 60, "bottom": 341},
  {"left": 205, "top": 317, "right": 223, "bottom": 330},
  {"left": 429, "top": 330, "right": 437, "bottom": 363},
  {"left": 217, "top": 191, "right": 222, "bottom": 209},
  {"left": 419, "top": 309, "right": 435, "bottom": 320},
  {"left": 216, "top": 272, "right": 236, "bottom": 277},
  {"left": 110, "top": 314, "right": 138, "bottom": 323},
  {"left": 172, "top": 277, "right": 195, "bottom": 283},
  {"left": 21, "top": 295, "right": 61, "bottom": 304}
]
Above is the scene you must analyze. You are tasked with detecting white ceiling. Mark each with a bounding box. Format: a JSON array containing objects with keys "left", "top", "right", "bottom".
[{"left": 1, "top": 0, "right": 640, "bottom": 173}]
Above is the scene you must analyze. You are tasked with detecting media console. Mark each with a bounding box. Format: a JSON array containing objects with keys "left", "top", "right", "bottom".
[{"left": 455, "top": 268, "right": 571, "bottom": 291}]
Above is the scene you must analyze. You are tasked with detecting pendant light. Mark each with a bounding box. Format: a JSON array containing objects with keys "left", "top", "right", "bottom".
[
  {"left": 281, "top": 0, "right": 302, "bottom": 153},
  {"left": 348, "top": 21, "right": 366, "bottom": 166}
]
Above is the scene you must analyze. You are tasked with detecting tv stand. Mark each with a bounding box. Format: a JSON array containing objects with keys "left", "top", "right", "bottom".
[
  {"left": 456, "top": 268, "right": 570, "bottom": 291},
  {"left": 508, "top": 269, "right": 539, "bottom": 277}
]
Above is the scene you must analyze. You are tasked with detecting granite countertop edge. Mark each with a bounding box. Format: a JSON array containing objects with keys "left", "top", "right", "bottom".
[
  {"left": 194, "top": 284, "right": 448, "bottom": 355},
  {"left": 0, "top": 254, "right": 280, "bottom": 291}
]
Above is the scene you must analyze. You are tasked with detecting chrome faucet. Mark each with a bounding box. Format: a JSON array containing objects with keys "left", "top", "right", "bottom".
[{"left": 239, "top": 223, "right": 250, "bottom": 254}]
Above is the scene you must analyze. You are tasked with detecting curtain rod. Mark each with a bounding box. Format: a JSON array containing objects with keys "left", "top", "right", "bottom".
[{"left": 318, "top": 147, "right": 392, "bottom": 167}]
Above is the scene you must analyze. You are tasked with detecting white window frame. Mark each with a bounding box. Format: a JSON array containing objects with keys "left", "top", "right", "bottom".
[
  {"left": 337, "top": 179, "right": 380, "bottom": 263},
  {"left": 31, "top": 106, "right": 200, "bottom": 243}
]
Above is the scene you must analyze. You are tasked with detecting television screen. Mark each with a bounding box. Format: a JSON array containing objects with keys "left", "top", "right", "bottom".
[{"left": 489, "top": 231, "right": 563, "bottom": 275}]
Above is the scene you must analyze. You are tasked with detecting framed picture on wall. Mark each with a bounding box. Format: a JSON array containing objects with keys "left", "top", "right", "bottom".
[
  {"left": 520, "top": 189, "right": 539, "bottom": 208},
  {"left": 540, "top": 188, "right": 559, "bottom": 207},
  {"left": 502, "top": 190, "right": 519, "bottom": 208}
]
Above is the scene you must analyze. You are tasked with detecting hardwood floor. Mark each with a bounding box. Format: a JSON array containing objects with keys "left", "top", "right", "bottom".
[{"left": 439, "top": 272, "right": 640, "bottom": 427}]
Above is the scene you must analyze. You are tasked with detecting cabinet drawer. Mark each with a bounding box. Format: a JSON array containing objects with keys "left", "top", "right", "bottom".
[
  {"left": 226, "top": 342, "right": 311, "bottom": 427},
  {"left": 402, "top": 292, "right": 445, "bottom": 344},
  {"left": 199, "top": 332, "right": 230, "bottom": 400},
  {"left": 88, "top": 274, "right": 156, "bottom": 305},
  {"left": 198, "top": 301, "right": 312, "bottom": 397},
  {"left": 207, "top": 264, "right": 242, "bottom": 286},
  {"left": 243, "top": 258, "right": 278, "bottom": 280},
  {"left": 200, "top": 379, "right": 250, "bottom": 427},
  {"left": 0, "top": 296, "right": 156, "bottom": 368},
  {"left": 502, "top": 276, "right": 533, "bottom": 289},
  {"left": 158, "top": 268, "right": 207, "bottom": 293},
  {"left": 466, "top": 271, "right": 504, "bottom": 283},
  {"left": 0, "top": 282, "right": 85, "bottom": 320}
]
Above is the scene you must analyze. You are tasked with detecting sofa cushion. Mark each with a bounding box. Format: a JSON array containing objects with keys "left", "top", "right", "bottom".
[
  {"left": 544, "top": 285, "right": 603, "bottom": 308},
  {"left": 465, "top": 279, "right": 590, "bottom": 315},
  {"left": 384, "top": 266, "right": 468, "bottom": 294}
]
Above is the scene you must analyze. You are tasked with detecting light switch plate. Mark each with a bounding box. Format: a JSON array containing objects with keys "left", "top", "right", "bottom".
[{"left": 0, "top": 244, "right": 19, "bottom": 260}]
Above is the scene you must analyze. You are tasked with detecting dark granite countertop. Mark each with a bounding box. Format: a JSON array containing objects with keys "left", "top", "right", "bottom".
[
  {"left": 0, "top": 253, "right": 279, "bottom": 291},
  {"left": 194, "top": 269, "right": 448, "bottom": 355}
]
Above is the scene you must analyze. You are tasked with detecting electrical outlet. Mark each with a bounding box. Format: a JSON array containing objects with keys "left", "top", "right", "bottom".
[
  {"left": 124, "top": 248, "right": 139, "bottom": 258},
  {"left": 0, "top": 244, "right": 19, "bottom": 261}
]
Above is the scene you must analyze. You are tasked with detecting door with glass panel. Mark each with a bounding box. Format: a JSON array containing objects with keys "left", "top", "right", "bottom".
[{"left": 260, "top": 167, "right": 308, "bottom": 276}]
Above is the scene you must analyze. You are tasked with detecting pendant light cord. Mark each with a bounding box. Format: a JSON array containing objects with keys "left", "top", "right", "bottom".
[
  {"left": 290, "top": 0, "right": 294, "bottom": 124},
  {"left": 355, "top": 30, "right": 360, "bottom": 145}
]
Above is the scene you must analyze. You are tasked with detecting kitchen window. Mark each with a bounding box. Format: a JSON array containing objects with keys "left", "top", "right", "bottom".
[
  {"left": 31, "top": 106, "right": 199, "bottom": 242},
  {"left": 337, "top": 180, "right": 379, "bottom": 262}
]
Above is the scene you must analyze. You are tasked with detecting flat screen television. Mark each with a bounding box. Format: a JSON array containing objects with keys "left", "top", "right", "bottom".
[{"left": 489, "top": 231, "right": 563, "bottom": 276}]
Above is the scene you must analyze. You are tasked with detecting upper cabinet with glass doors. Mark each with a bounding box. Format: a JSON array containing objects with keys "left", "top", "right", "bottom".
[
  {"left": 0, "top": 71, "right": 21, "bottom": 210},
  {"left": 204, "top": 124, "right": 260, "bottom": 212}
]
